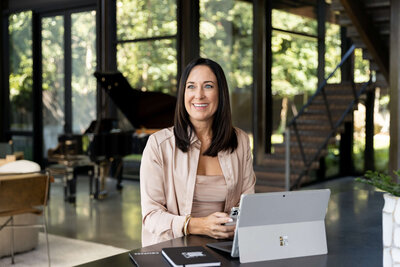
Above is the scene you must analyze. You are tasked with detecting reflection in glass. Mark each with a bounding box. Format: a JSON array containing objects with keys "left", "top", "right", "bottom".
[
  {"left": 117, "top": 39, "right": 177, "bottom": 94},
  {"left": 42, "top": 16, "right": 65, "bottom": 157},
  {"left": 9, "top": 11, "right": 33, "bottom": 131},
  {"left": 354, "top": 189, "right": 369, "bottom": 215},
  {"left": 116, "top": 0, "right": 177, "bottom": 40},
  {"left": 122, "top": 184, "right": 142, "bottom": 243},
  {"left": 71, "top": 11, "right": 97, "bottom": 133},
  {"left": 326, "top": 194, "right": 339, "bottom": 224},
  {"left": 200, "top": 0, "right": 253, "bottom": 134}
]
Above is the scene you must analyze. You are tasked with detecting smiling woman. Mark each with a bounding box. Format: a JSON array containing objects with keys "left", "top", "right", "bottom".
[{"left": 140, "top": 58, "right": 256, "bottom": 246}]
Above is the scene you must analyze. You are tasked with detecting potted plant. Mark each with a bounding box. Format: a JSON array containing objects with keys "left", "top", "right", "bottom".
[{"left": 357, "top": 170, "right": 400, "bottom": 267}]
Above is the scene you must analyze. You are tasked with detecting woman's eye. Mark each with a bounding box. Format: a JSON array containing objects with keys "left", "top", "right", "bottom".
[
  {"left": 187, "top": 85, "right": 195, "bottom": 89},
  {"left": 205, "top": 84, "right": 213, "bottom": 89}
]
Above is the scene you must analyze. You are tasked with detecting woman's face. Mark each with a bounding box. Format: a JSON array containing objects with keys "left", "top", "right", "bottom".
[{"left": 184, "top": 65, "right": 219, "bottom": 126}]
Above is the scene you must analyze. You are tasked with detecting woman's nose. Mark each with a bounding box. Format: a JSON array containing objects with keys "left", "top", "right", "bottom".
[{"left": 194, "top": 88, "right": 204, "bottom": 99}]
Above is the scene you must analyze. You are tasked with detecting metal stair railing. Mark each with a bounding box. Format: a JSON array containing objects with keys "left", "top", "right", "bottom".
[{"left": 284, "top": 44, "right": 371, "bottom": 190}]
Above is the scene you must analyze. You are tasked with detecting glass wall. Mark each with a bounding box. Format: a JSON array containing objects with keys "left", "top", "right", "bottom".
[
  {"left": 71, "top": 11, "right": 97, "bottom": 133},
  {"left": 116, "top": 0, "right": 177, "bottom": 95},
  {"left": 42, "top": 15, "right": 65, "bottom": 156},
  {"left": 354, "top": 48, "right": 370, "bottom": 83},
  {"left": 8, "top": 11, "right": 34, "bottom": 160},
  {"left": 200, "top": 0, "right": 253, "bottom": 135},
  {"left": 325, "top": 22, "right": 341, "bottom": 83},
  {"left": 271, "top": 9, "right": 318, "bottom": 140},
  {"left": 9, "top": 12, "right": 33, "bottom": 131}
]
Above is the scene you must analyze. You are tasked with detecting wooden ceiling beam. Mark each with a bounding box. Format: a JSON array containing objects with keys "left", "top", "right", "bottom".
[{"left": 340, "top": 0, "right": 389, "bottom": 82}]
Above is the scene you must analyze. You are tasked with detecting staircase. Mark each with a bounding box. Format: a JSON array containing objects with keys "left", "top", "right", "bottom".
[
  {"left": 256, "top": 0, "right": 391, "bottom": 192},
  {"left": 332, "top": 0, "right": 390, "bottom": 87},
  {"left": 256, "top": 63, "right": 370, "bottom": 192}
]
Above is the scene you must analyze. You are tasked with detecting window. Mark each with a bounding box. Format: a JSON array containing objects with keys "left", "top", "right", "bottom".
[
  {"left": 9, "top": 11, "right": 33, "bottom": 131},
  {"left": 354, "top": 48, "right": 370, "bottom": 83},
  {"left": 71, "top": 11, "right": 97, "bottom": 133},
  {"left": 42, "top": 15, "right": 65, "bottom": 155},
  {"left": 325, "top": 22, "right": 341, "bottom": 84},
  {"left": 200, "top": 0, "right": 253, "bottom": 136},
  {"left": 271, "top": 9, "right": 318, "bottom": 140},
  {"left": 8, "top": 11, "right": 34, "bottom": 159},
  {"left": 42, "top": 10, "right": 97, "bottom": 157},
  {"left": 116, "top": 0, "right": 177, "bottom": 95}
]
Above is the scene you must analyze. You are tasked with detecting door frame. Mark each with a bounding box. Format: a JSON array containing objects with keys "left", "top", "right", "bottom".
[{"left": 3, "top": 4, "right": 98, "bottom": 165}]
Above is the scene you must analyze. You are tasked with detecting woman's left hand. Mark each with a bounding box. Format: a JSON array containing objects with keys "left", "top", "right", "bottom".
[{"left": 187, "top": 212, "right": 236, "bottom": 239}]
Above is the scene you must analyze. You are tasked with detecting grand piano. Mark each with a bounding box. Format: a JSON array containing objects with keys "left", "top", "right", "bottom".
[{"left": 47, "top": 71, "right": 176, "bottom": 202}]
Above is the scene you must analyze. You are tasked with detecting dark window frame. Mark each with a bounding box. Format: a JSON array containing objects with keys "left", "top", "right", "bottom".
[
  {"left": 115, "top": 0, "right": 179, "bottom": 94},
  {"left": 3, "top": 4, "right": 98, "bottom": 164}
]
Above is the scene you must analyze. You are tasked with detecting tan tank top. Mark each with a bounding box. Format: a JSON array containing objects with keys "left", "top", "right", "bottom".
[{"left": 191, "top": 175, "right": 227, "bottom": 218}]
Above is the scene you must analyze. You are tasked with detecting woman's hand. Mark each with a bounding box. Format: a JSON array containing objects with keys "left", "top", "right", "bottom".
[{"left": 188, "top": 212, "right": 236, "bottom": 239}]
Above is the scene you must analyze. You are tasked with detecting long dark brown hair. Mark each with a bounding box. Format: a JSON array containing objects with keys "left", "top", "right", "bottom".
[{"left": 174, "top": 58, "right": 237, "bottom": 156}]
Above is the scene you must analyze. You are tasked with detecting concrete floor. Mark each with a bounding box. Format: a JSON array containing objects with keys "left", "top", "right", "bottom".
[
  {"left": 45, "top": 175, "right": 384, "bottom": 258},
  {"left": 46, "top": 176, "right": 142, "bottom": 250}
]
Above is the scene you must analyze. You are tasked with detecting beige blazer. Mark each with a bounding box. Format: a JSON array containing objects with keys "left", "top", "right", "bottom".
[{"left": 140, "top": 127, "right": 256, "bottom": 246}]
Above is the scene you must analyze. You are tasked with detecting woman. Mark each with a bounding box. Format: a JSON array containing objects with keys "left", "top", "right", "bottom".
[{"left": 140, "top": 58, "right": 256, "bottom": 246}]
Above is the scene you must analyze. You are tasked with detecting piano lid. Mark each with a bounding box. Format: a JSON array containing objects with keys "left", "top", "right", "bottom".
[{"left": 94, "top": 71, "right": 177, "bottom": 129}]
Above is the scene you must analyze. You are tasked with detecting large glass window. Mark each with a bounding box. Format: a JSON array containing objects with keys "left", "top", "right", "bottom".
[
  {"left": 9, "top": 11, "right": 33, "bottom": 131},
  {"left": 354, "top": 48, "right": 370, "bottom": 83},
  {"left": 325, "top": 22, "right": 341, "bottom": 83},
  {"left": 42, "top": 15, "right": 65, "bottom": 156},
  {"left": 200, "top": 0, "right": 253, "bottom": 135},
  {"left": 271, "top": 9, "right": 318, "bottom": 142},
  {"left": 8, "top": 11, "right": 34, "bottom": 160},
  {"left": 71, "top": 11, "right": 97, "bottom": 133},
  {"left": 116, "top": 0, "right": 177, "bottom": 95}
]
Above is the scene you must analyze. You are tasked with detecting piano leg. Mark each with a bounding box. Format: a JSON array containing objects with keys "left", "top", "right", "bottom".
[
  {"left": 92, "top": 164, "right": 100, "bottom": 199},
  {"left": 97, "top": 161, "right": 110, "bottom": 199},
  {"left": 89, "top": 167, "right": 94, "bottom": 197},
  {"left": 63, "top": 174, "right": 68, "bottom": 201},
  {"left": 116, "top": 161, "right": 123, "bottom": 191},
  {"left": 67, "top": 167, "right": 76, "bottom": 204},
  {"left": 110, "top": 157, "right": 123, "bottom": 191}
]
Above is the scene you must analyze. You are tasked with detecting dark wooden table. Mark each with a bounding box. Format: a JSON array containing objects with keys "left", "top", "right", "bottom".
[{"left": 77, "top": 184, "right": 383, "bottom": 267}]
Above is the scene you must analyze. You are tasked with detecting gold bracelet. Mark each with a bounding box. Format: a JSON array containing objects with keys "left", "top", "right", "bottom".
[
  {"left": 183, "top": 215, "right": 192, "bottom": 236},
  {"left": 183, "top": 214, "right": 190, "bottom": 235}
]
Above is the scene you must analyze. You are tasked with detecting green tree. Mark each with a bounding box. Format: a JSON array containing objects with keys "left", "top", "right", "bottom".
[
  {"left": 9, "top": 11, "right": 33, "bottom": 130},
  {"left": 116, "top": 0, "right": 177, "bottom": 94}
]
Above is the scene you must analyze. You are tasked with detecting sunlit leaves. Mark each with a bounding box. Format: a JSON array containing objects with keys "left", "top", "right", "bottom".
[
  {"left": 354, "top": 48, "right": 370, "bottom": 83},
  {"left": 271, "top": 9, "right": 319, "bottom": 97},
  {"left": 200, "top": 0, "right": 252, "bottom": 131},
  {"left": 117, "top": 39, "right": 177, "bottom": 94},
  {"left": 71, "top": 11, "right": 97, "bottom": 133},
  {"left": 272, "top": 9, "right": 318, "bottom": 35},
  {"left": 9, "top": 11, "right": 33, "bottom": 130},
  {"left": 116, "top": 0, "right": 177, "bottom": 94},
  {"left": 117, "top": 0, "right": 176, "bottom": 40},
  {"left": 325, "top": 22, "right": 341, "bottom": 83}
]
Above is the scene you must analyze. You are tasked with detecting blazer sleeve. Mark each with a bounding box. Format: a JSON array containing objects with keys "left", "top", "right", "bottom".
[
  {"left": 140, "top": 134, "right": 186, "bottom": 241},
  {"left": 241, "top": 131, "right": 256, "bottom": 195}
]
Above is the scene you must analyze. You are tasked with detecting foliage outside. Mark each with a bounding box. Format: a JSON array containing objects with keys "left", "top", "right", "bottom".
[
  {"left": 356, "top": 170, "right": 400, "bottom": 197},
  {"left": 200, "top": 0, "right": 253, "bottom": 132},
  {"left": 9, "top": 11, "right": 33, "bottom": 131},
  {"left": 8, "top": 2, "right": 386, "bottom": 165},
  {"left": 116, "top": 0, "right": 177, "bottom": 95}
]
